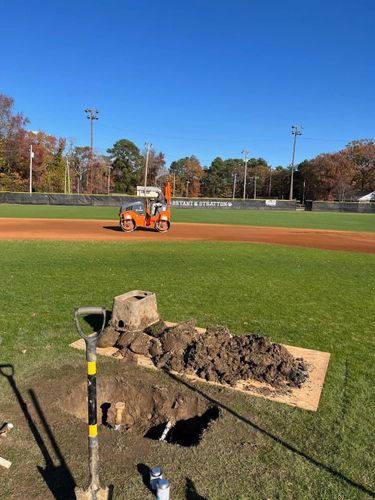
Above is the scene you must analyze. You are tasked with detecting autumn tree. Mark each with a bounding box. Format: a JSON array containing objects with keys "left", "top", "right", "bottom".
[
  {"left": 201, "top": 157, "right": 271, "bottom": 198},
  {"left": 27, "top": 131, "right": 66, "bottom": 192},
  {"left": 140, "top": 147, "right": 166, "bottom": 186},
  {"left": 169, "top": 158, "right": 186, "bottom": 195},
  {"left": 299, "top": 153, "right": 356, "bottom": 200},
  {"left": 107, "top": 139, "right": 143, "bottom": 193},
  {"left": 245, "top": 158, "right": 271, "bottom": 199},
  {"left": 0, "top": 94, "right": 29, "bottom": 190},
  {"left": 202, "top": 157, "right": 237, "bottom": 197},
  {"left": 269, "top": 167, "right": 290, "bottom": 199},
  {"left": 70, "top": 146, "right": 91, "bottom": 194},
  {"left": 91, "top": 155, "right": 113, "bottom": 194},
  {"left": 169, "top": 156, "right": 204, "bottom": 196},
  {"left": 343, "top": 140, "right": 375, "bottom": 193}
]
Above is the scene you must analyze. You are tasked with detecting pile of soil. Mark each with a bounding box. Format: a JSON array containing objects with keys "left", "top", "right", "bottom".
[{"left": 115, "top": 320, "right": 309, "bottom": 388}]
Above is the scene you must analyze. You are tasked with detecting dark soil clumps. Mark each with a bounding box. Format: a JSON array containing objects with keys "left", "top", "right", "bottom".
[
  {"left": 152, "top": 324, "right": 308, "bottom": 388},
  {"left": 144, "top": 320, "right": 167, "bottom": 338},
  {"left": 110, "top": 320, "right": 309, "bottom": 388}
]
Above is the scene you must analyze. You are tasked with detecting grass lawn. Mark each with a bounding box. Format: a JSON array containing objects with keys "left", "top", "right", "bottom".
[
  {"left": 0, "top": 239, "right": 374, "bottom": 499},
  {"left": 0, "top": 203, "right": 375, "bottom": 232}
]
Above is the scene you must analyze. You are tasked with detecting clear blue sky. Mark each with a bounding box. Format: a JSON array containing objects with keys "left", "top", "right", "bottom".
[{"left": 2, "top": 0, "right": 374, "bottom": 167}]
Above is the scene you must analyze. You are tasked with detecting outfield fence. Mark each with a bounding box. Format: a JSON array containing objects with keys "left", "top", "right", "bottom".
[
  {"left": 308, "top": 201, "right": 375, "bottom": 213},
  {"left": 0, "top": 192, "right": 296, "bottom": 210},
  {"left": 0, "top": 192, "right": 374, "bottom": 212}
]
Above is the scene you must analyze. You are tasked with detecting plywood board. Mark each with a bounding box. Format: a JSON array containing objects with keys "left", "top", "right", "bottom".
[
  {"left": 70, "top": 323, "right": 330, "bottom": 412},
  {"left": 0, "top": 456, "right": 12, "bottom": 469}
]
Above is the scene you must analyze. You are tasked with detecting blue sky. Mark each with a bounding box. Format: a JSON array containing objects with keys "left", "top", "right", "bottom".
[{"left": 2, "top": 0, "right": 374, "bottom": 167}]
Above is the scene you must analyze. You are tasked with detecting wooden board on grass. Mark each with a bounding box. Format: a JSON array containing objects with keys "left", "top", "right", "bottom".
[{"left": 70, "top": 322, "right": 330, "bottom": 412}]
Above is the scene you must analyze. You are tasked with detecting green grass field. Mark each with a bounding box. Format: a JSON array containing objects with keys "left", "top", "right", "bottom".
[
  {"left": 0, "top": 203, "right": 375, "bottom": 232},
  {"left": 0, "top": 239, "right": 374, "bottom": 499}
]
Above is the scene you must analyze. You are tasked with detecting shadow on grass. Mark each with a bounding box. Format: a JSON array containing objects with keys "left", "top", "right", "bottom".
[
  {"left": 0, "top": 364, "right": 76, "bottom": 499},
  {"left": 185, "top": 477, "right": 208, "bottom": 499},
  {"left": 136, "top": 463, "right": 153, "bottom": 492},
  {"left": 165, "top": 371, "right": 375, "bottom": 498}
]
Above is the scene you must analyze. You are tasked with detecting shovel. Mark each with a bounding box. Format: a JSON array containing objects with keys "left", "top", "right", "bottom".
[{"left": 74, "top": 306, "right": 111, "bottom": 500}]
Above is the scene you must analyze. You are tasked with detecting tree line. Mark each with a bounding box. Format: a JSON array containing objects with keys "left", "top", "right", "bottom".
[{"left": 1, "top": 94, "right": 374, "bottom": 200}]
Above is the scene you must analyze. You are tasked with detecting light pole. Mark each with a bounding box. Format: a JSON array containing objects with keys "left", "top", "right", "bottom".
[
  {"left": 289, "top": 125, "right": 302, "bottom": 200},
  {"left": 107, "top": 165, "right": 113, "bottom": 195},
  {"left": 64, "top": 155, "right": 72, "bottom": 195},
  {"left": 144, "top": 142, "right": 152, "bottom": 192},
  {"left": 242, "top": 149, "right": 249, "bottom": 200},
  {"left": 268, "top": 167, "right": 272, "bottom": 197},
  {"left": 302, "top": 180, "right": 306, "bottom": 205},
  {"left": 186, "top": 180, "right": 190, "bottom": 197},
  {"left": 84, "top": 108, "right": 99, "bottom": 193},
  {"left": 251, "top": 176, "right": 259, "bottom": 199},
  {"left": 29, "top": 145, "right": 34, "bottom": 194},
  {"left": 232, "top": 173, "right": 237, "bottom": 199}
]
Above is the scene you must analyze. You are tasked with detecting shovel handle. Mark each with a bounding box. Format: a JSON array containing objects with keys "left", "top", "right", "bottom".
[{"left": 74, "top": 306, "right": 106, "bottom": 343}]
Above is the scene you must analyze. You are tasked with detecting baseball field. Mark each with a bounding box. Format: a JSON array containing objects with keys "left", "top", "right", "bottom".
[{"left": 0, "top": 205, "right": 374, "bottom": 499}]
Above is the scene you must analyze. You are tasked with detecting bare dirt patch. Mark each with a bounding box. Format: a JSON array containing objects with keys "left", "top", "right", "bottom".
[
  {"left": 59, "top": 375, "right": 219, "bottom": 447},
  {"left": 0, "top": 217, "right": 374, "bottom": 252}
]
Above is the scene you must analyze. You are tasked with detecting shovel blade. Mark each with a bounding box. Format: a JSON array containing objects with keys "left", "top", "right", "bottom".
[{"left": 75, "top": 485, "right": 111, "bottom": 500}]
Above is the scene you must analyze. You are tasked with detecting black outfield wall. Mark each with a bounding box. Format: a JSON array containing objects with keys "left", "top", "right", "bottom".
[
  {"left": 0, "top": 192, "right": 296, "bottom": 210},
  {"left": 312, "top": 201, "right": 375, "bottom": 213},
  {"left": 1, "top": 192, "right": 374, "bottom": 212}
]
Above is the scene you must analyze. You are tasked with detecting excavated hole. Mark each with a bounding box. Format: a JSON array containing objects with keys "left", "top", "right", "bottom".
[
  {"left": 59, "top": 376, "right": 219, "bottom": 447},
  {"left": 145, "top": 406, "right": 220, "bottom": 447}
]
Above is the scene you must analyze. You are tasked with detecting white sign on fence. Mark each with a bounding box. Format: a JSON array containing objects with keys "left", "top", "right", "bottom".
[{"left": 265, "top": 199, "right": 277, "bottom": 207}]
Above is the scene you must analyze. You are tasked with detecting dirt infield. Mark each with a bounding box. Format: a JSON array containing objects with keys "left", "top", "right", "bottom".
[{"left": 0, "top": 217, "right": 374, "bottom": 253}]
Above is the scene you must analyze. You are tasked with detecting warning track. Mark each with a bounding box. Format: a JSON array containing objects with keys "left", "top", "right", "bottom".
[{"left": 0, "top": 218, "right": 374, "bottom": 253}]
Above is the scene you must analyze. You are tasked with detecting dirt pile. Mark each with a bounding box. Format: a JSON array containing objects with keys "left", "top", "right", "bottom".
[
  {"left": 152, "top": 323, "right": 308, "bottom": 387},
  {"left": 115, "top": 320, "right": 309, "bottom": 388}
]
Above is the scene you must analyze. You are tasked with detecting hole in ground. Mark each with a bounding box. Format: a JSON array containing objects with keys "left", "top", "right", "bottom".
[
  {"left": 145, "top": 406, "right": 220, "bottom": 447},
  {"left": 59, "top": 376, "right": 219, "bottom": 446},
  {"left": 100, "top": 402, "right": 111, "bottom": 426}
]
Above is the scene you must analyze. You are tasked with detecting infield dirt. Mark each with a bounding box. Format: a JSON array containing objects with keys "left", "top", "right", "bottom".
[{"left": 0, "top": 217, "right": 374, "bottom": 252}]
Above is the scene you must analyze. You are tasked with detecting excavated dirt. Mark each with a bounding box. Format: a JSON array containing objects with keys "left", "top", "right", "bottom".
[
  {"left": 59, "top": 376, "right": 219, "bottom": 447},
  {"left": 151, "top": 322, "right": 308, "bottom": 388},
  {"left": 112, "top": 320, "right": 309, "bottom": 389}
]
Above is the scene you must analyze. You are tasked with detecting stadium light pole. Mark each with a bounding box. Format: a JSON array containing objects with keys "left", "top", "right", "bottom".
[
  {"left": 186, "top": 180, "right": 190, "bottom": 197},
  {"left": 84, "top": 108, "right": 99, "bottom": 193},
  {"left": 252, "top": 176, "right": 259, "bottom": 200},
  {"left": 268, "top": 167, "right": 272, "bottom": 197},
  {"left": 232, "top": 172, "right": 237, "bottom": 199},
  {"left": 242, "top": 149, "right": 250, "bottom": 200},
  {"left": 289, "top": 125, "right": 302, "bottom": 200},
  {"left": 29, "top": 145, "right": 34, "bottom": 194},
  {"left": 107, "top": 165, "right": 113, "bottom": 195},
  {"left": 144, "top": 142, "right": 152, "bottom": 192}
]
